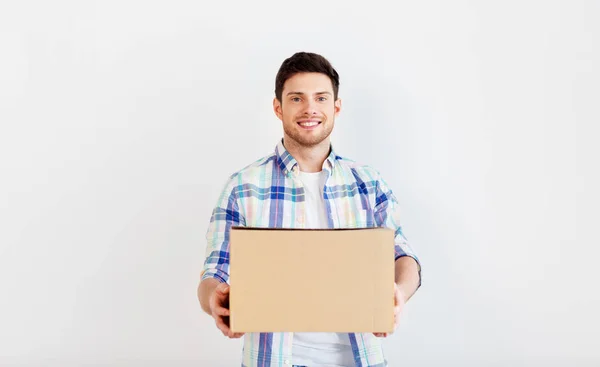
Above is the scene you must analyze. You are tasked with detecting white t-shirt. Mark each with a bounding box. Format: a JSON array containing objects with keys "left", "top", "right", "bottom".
[{"left": 291, "top": 170, "right": 355, "bottom": 367}]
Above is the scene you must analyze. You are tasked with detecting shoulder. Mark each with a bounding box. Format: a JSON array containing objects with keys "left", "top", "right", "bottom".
[
  {"left": 332, "top": 153, "right": 398, "bottom": 199},
  {"left": 333, "top": 153, "right": 383, "bottom": 182},
  {"left": 221, "top": 151, "right": 278, "bottom": 191}
]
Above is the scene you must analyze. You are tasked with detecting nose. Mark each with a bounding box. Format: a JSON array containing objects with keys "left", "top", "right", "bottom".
[{"left": 303, "top": 99, "right": 319, "bottom": 115}]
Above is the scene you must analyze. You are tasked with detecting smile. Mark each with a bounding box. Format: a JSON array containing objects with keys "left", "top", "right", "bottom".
[{"left": 297, "top": 120, "right": 322, "bottom": 129}]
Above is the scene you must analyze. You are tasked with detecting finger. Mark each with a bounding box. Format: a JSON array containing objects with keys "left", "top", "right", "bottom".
[
  {"left": 216, "top": 283, "right": 230, "bottom": 294},
  {"left": 213, "top": 306, "right": 230, "bottom": 317},
  {"left": 210, "top": 291, "right": 223, "bottom": 308},
  {"left": 227, "top": 330, "right": 239, "bottom": 338},
  {"left": 212, "top": 293, "right": 229, "bottom": 310},
  {"left": 215, "top": 317, "right": 232, "bottom": 336},
  {"left": 214, "top": 291, "right": 229, "bottom": 302},
  {"left": 213, "top": 313, "right": 228, "bottom": 326},
  {"left": 213, "top": 295, "right": 229, "bottom": 311},
  {"left": 216, "top": 322, "right": 230, "bottom": 336},
  {"left": 223, "top": 327, "right": 242, "bottom": 339},
  {"left": 215, "top": 287, "right": 230, "bottom": 304}
]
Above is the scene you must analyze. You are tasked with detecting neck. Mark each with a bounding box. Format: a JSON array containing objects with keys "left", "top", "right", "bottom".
[{"left": 283, "top": 135, "right": 331, "bottom": 173}]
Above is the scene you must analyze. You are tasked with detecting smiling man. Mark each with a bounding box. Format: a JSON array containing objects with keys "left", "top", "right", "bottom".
[{"left": 198, "top": 52, "right": 422, "bottom": 367}]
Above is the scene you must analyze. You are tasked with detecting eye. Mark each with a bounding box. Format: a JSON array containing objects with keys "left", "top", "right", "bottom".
[
  {"left": 317, "top": 97, "right": 327, "bottom": 102},
  {"left": 291, "top": 97, "right": 301, "bottom": 102}
]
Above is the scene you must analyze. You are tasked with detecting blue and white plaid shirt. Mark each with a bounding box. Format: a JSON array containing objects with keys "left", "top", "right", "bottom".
[{"left": 201, "top": 139, "right": 421, "bottom": 367}]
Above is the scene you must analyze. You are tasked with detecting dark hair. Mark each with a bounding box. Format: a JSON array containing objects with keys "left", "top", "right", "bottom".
[{"left": 275, "top": 52, "right": 340, "bottom": 101}]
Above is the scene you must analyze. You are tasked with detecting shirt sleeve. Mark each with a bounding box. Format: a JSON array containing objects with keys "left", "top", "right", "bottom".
[
  {"left": 200, "top": 175, "right": 245, "bottom": 284},
  {"left": 373, "top": 173, "right": 422, "bottom": 288}
]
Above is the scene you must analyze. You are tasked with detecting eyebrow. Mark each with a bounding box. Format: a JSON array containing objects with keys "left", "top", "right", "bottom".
[{"left": 286, "top": 91, "right": 332, "bottom": 96}]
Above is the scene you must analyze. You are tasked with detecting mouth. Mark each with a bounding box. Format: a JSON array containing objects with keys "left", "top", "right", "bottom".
[{"left": 297, "top": 119, "right": 322, "bottom": 130}]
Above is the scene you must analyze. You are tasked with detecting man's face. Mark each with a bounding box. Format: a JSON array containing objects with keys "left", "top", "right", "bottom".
[{"left": 273, "top": 72, "right": 342, "bottom": 148}]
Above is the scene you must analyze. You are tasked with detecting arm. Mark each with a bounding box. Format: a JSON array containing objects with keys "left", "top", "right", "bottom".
[
  {"left": 198, "top": 175, "right": 244, "bottom": 292},
  {"left": 395, "top": 255, "right": 421, "bottom": 303},
  {"left": 197, "top": 175, "right": 245, "bottom": 337},
  {"left": 372, "top": 172, "right": 422, "bottom": 337},
  {"left": 372, "top": 172, "right": 422, "bottom": 294}
]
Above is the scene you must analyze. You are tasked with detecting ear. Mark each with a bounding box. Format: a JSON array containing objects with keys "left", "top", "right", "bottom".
[
  {"left": 273, "top": 97, "right": 283, "bottom": 121},
  {"left": 334, "top": 98, "right": 342, "bottom": 117}
]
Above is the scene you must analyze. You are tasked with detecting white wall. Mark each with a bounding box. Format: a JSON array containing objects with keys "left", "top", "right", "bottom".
[{"left": 1, "top": 1, "right": 598, "bottom": 366}]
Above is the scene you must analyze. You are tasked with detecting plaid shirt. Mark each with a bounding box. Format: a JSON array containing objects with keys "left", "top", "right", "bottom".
[{"left": 201, "top": 139, "right": 421, "bottom": 367}]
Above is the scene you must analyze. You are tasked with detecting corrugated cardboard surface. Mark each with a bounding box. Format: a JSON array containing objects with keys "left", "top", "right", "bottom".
[{"left": 229, "top": 228, "right": 395, "bottom": 333}]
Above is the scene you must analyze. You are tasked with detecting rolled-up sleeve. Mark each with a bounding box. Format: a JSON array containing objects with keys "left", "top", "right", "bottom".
[
  {"left": 201, "top": 176, "right": 245, "bottom": 284},
  {"left": 373, "top": 173, "right": 422, "bottom": 288}
]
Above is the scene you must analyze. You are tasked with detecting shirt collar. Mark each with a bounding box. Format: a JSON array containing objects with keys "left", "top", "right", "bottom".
[{"left": 275, "top": 138, "right": 338, "bottom": 176}]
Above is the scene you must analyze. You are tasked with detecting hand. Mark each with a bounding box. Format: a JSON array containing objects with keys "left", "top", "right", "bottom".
[
  {"left": 374, "top": 283, "right": 405, "bottom": 338},
  {"left": 209, "top": 282, "right": 244, "bottom": 338}
]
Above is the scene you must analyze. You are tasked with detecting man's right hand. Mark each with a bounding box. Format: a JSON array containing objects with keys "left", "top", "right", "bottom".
[{"left": 209, "top": 282, "right": 244, "bottom": 339}]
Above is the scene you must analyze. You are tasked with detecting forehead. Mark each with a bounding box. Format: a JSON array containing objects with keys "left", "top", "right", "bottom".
[{"left": 283, "top": 72, "right": 333, "bottom": 94}]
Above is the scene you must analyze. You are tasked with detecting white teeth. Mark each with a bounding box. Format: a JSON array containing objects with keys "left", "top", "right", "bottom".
[{"left": 299, "top": 122, "right": 319, "bottom": 127}]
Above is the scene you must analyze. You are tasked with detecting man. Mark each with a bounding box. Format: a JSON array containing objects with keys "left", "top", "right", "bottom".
[{"left": 198, "top": 52, "right": 421, "bottom": 367}]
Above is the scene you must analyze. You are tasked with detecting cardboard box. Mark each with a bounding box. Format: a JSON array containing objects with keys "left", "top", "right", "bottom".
[{"left": 229, "top": 227, "right": 395, "bottom": 333}]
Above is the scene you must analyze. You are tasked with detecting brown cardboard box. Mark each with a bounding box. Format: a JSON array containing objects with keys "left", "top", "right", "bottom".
[{"left": 229, "top": 227, "right": 395, "bottom": 333}]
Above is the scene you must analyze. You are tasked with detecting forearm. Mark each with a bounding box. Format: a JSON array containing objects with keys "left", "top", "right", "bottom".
[
  {"left": 395, "top": 256, "right": 420, "bottom": 303},
  {"left": 198, "top": 277, "right": 222, "bottom": 315}
]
